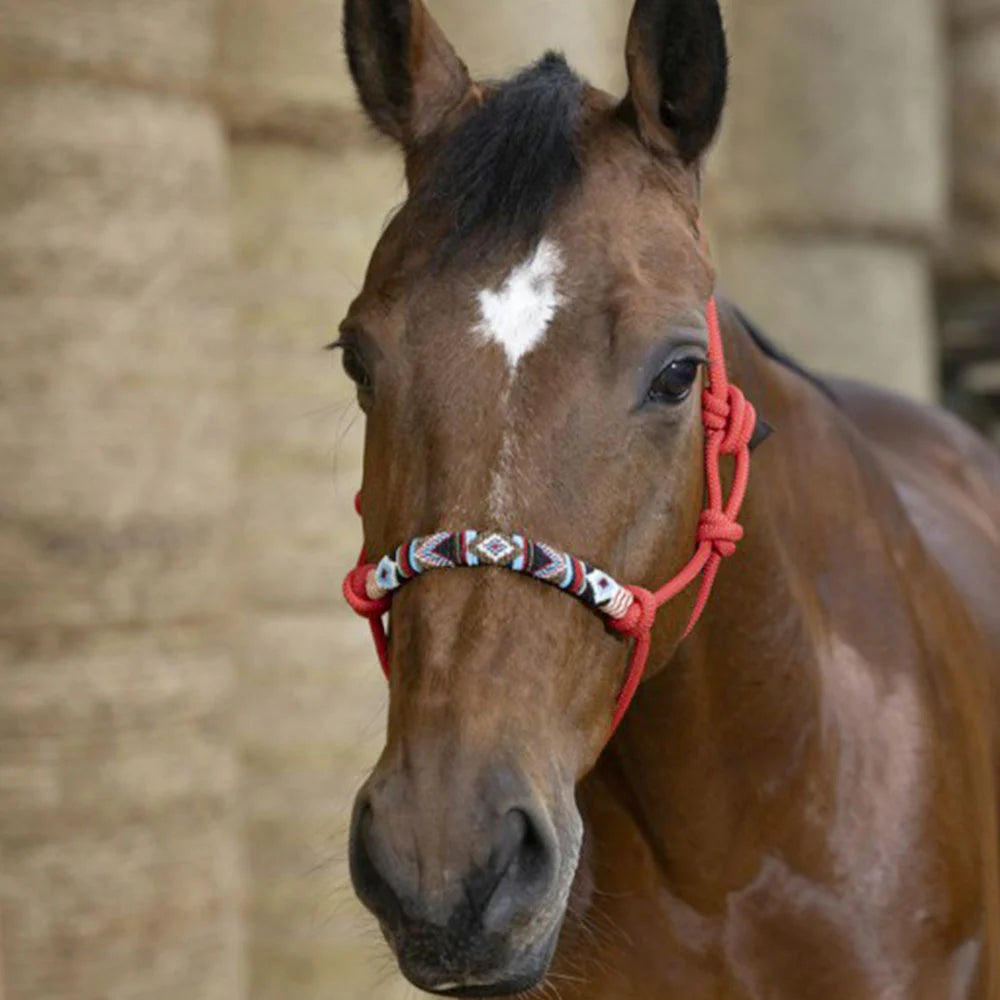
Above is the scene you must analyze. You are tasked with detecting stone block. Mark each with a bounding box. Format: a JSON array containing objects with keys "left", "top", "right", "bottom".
[
  {"left": 0, "top": 81, "right": 230, "bottom": 298},
  {"left": 0, "top": 81, "right": 236, "bottom": 630},
  {"left": 218, "top": 0, "right": 356, "bottom": 115},
  {"left": 230, "top": 140, "right": 405, "bottom": 282},
  {"left": 433, "top": 0, "right": 628, "bottom": 91},
  {"left": 0, "top": 626, "right": 242, "bottom": 1000},
  {"left": 708, "top": 0, "right": 947, "bottom": 238},
  {"left": 714, "top": 235, "right": 937, "bottom": 400},
  {"left": 0, "top": 0, "right": 217, "bottom": 86}
]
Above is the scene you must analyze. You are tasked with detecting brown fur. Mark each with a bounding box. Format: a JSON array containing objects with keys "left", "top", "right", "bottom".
[{"left": 340, "top": 2, "right": 1000, "bottom": 996}]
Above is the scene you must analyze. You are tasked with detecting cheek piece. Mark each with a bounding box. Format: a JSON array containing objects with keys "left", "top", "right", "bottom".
[{"left": 343, "top": 297, "right": 757, "bottom": 738}]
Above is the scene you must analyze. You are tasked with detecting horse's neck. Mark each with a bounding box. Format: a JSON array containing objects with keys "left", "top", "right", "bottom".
[{"left": 593, "top": 306, "right": 926, "bottom": 910}]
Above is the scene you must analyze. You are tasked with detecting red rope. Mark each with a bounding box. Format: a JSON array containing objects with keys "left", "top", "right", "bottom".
[
  {"left": 343, "top": 564, "right": 392, "bottom": 678},
  {"left": 342, "top": 296, "right": 755, "bottom": 737}
]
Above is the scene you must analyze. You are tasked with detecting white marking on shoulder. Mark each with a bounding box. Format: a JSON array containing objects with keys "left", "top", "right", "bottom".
[
  {"left": 476, "top": 239, "right": 565, "bottom": 370},
  {"left": 949, "top": 938, "right": 981, "bottom": 1000}
]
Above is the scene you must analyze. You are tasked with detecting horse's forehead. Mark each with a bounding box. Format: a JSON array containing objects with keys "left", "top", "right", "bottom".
[
  {"left": 355, "top": 145, "right": 708, "bottom": 384},
  {"left": 363, "top": 116, "right": 701, "bottom": 335}
]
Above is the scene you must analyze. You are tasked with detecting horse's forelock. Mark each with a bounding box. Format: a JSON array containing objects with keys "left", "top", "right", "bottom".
[{"left": 416, "top": 52, "right": 585, "bottom": 256}]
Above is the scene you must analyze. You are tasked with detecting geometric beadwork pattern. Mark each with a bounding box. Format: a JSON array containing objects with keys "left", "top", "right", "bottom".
[{"left": 368, "top": 529, "right": 635, "bottom": 620}]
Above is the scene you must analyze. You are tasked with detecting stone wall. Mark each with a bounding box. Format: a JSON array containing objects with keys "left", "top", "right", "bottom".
[{"left": 0, "top": 1, "right": 243, "bottom": 998}]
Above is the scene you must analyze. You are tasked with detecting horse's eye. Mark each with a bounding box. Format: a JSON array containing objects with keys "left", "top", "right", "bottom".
[
  {"left": 341, "top": 343, "right": 372, "bottom": 392},
  {"left": 648, "top": 358, "right": 702, "bottom": 404}
]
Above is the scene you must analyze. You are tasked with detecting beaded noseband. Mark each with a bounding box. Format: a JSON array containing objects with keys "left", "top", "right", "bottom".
[
  {"left": 361, "top": 529, "right": 635, "bottom": 620},
  {"left": 344, "top": 297, "right": 757, "bottom": 736}
]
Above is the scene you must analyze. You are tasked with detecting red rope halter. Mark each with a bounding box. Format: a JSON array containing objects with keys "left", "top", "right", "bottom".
[{"left": 344, "top": 296, "right": 756, "bottom": 736}]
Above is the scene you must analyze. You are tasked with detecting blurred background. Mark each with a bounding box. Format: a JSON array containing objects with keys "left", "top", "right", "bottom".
[{"left": 0, "top": 0, "right": 998, "bottom": 998}]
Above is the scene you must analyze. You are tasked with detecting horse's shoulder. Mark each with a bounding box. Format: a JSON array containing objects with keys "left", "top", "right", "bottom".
[
  {"left": 829, "top": 376, "right": 1000, "bottom": 649},
  {"left": 829, "top": 376, "right": 999, "bottom": 491}
]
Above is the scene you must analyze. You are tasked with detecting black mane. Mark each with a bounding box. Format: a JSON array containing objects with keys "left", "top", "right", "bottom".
[
  {"left": 419, "top": 52, "right": 584, "bottom": 254},
  {"left": 735, "top": 307, "right": 839, "bottom": 403}
]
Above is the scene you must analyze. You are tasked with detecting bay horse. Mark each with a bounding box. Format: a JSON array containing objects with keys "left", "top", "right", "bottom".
[{"left": 337, "top": 0, "right": 1000, "bottom": 996}]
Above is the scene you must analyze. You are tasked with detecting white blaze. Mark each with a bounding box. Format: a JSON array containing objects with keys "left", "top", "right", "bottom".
[{"left": 475, "top": 239, "right": 565, "bottom": 371}]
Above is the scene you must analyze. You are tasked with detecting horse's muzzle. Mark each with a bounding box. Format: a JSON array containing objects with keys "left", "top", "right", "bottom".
[{"left": 349, "top": 769, "right": 568, "bottom": 995}]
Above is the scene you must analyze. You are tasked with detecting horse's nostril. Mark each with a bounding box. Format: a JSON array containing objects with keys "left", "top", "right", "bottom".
[
  {"left": 473, "top": 807, "right": 555, "bottom": 930},
  {"left": 512, "top": 808, "right": 551, "bottom": 887},
  {"left": 492, "top": 808, "right": 529, "bottom": 878},
  {"left": 350, "top": 798, "right": 405, "bottom": 929}
]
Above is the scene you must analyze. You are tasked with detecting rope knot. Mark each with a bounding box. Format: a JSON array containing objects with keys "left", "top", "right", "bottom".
[
  {"left": 607, "top": 585, "right": 657, "bottom": 638},
  {"left": 343, "top": 564, "right": 393, "bottom": 618},
  {"left": 701, "top": 387, "right": 729, "bottom": 432},
  {"left": 698, "top": 510, "right": 744, "bottom": 558},
  {"left": 722, "top": 385, "right": 756, "bottom": 454},
  {"left": 702, "top": 385, "right": 757, "bottom": 455}
]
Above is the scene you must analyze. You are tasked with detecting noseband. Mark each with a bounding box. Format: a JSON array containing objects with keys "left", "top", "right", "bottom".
[{"left": 343, "top": 297, "right": 756, "bottom": 735}]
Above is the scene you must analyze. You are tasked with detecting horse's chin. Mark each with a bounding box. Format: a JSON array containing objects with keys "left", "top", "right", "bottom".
[{"left": 393, "top": 917, "right": 562, "bottom": 999}]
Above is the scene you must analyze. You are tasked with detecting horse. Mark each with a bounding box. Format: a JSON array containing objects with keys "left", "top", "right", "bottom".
[{"left": 336, "top": 0, "right": 1000, "bottom": 996}]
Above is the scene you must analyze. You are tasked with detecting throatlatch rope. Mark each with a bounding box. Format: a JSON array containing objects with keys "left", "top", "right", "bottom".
[{"left": 343, "top": 296, "right": 756, "bottom": 737}]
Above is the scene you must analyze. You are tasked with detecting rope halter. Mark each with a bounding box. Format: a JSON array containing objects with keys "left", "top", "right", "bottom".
[{"left": 343, "top": 297, "right": 757, "bottom": 736}]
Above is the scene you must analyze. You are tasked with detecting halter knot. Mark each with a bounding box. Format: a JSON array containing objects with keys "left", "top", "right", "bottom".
[
  {"left": 344, "top": 563, "right": 392, "bottom": 618},
  {"left": 698, "top": 509, "right": 744, "bottom": 558},
  {"left": 607, "top": 585, "right": 657, "bottom": 638},
  {"left": 703, "top": 384, "right": 756, "bottom": 455}
]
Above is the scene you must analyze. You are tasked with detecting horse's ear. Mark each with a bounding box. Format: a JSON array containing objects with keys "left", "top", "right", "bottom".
[
  {"left": 623, "top": 0, "right": 728, "bottom": 164},
  {"left": 343, "top": 0, "right": 471, "bottom": 146}
]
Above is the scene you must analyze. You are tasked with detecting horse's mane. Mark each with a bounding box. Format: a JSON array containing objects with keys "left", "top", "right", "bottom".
[{"left": 418, "top": 52, "right": 584, "bottom": 254}]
